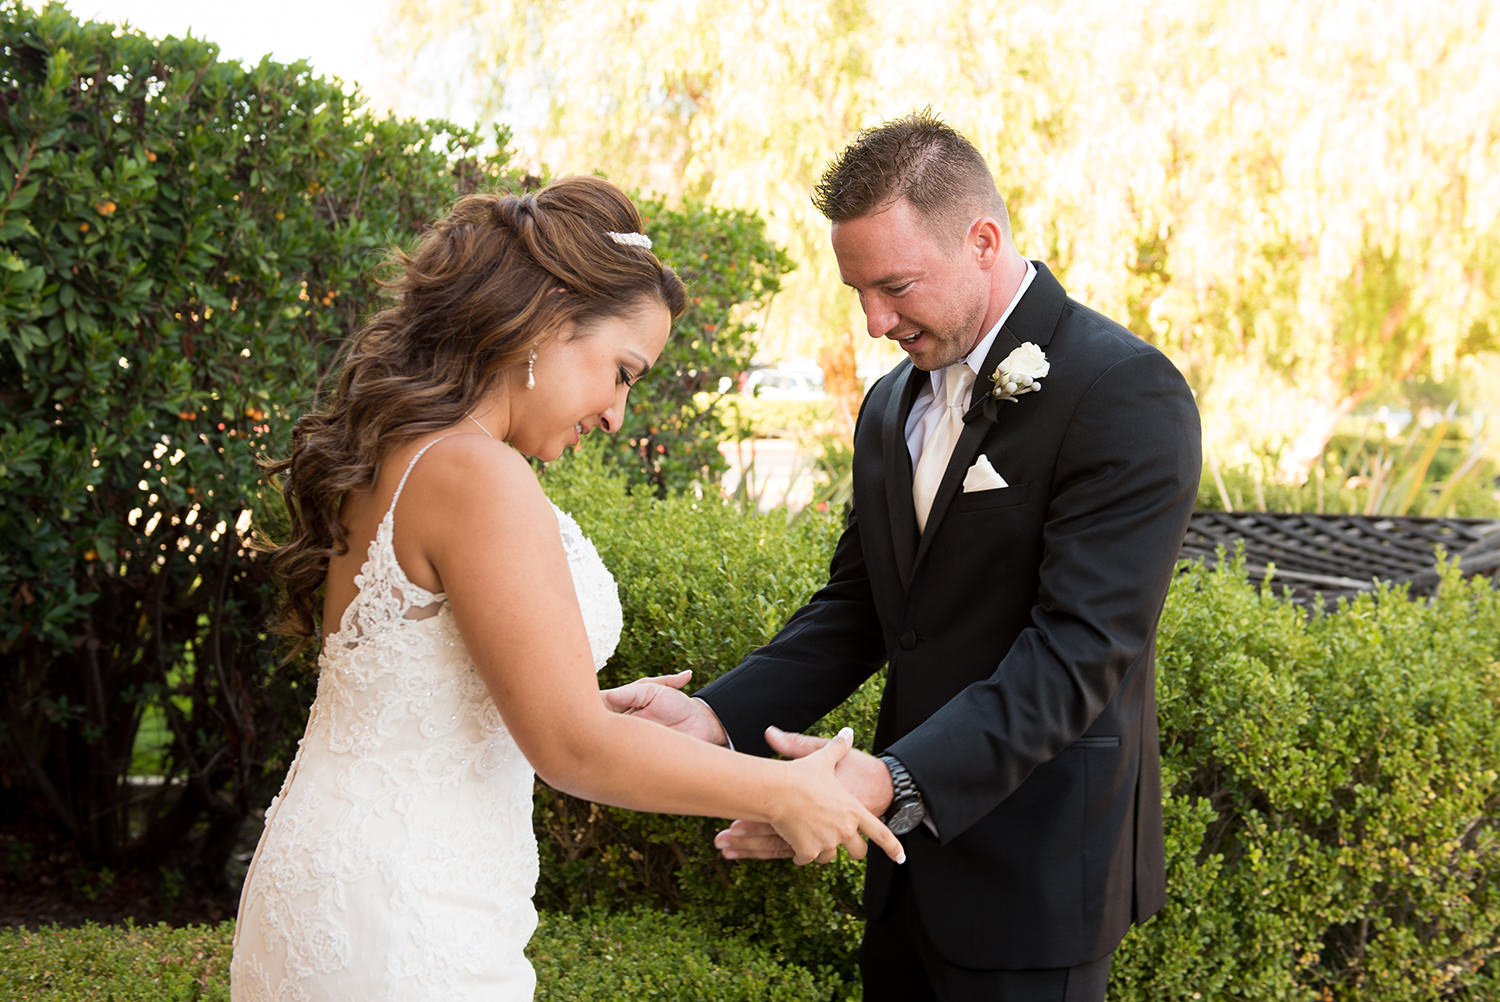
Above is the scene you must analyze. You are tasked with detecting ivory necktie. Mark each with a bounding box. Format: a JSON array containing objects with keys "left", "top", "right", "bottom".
[{"left": 912, "top": 364, "right": 975, "bottom": 532}]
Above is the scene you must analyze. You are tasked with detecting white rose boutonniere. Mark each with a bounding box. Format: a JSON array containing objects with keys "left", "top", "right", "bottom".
[{"left": 988, "top": 342, "right": 1049, "bottom": 403}]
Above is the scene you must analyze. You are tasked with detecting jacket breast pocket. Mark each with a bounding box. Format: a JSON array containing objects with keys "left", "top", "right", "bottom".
[{"left": 954, "top": 481, "right": 1030, "bottom": 512}]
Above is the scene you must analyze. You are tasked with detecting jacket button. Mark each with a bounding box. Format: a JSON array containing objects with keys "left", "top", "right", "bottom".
[{"left": 899, "top": 630, "right": 917, "bottom": 649}]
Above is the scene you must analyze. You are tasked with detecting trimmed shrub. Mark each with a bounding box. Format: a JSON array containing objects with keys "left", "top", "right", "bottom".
[
  {"left": 537, "top": 440, "right": 875, "bottom": 991},
  {"left": 0, "top": 921, "right": 232, "bottom": 1001},
  {"left": 0, "top": 0, "right": 523, "bottom": 881},
  {"left": 531, "top": 908, "right": 833, "bottom": 1000},
  {"left": 1114, "top": 552, "right": 1500, "bottom": 1000},
  {"left": 0, "top": 911, "right": 830, "bottom": 1001},
  {"left": 539, "top": 449, "right": 1500, "bottom": 998},
  {"left": 0, "top": 1, "right": 792, "bottom": 887},
  {"left": 3, "top": 477, "right": 1497, "bottom": 998}
]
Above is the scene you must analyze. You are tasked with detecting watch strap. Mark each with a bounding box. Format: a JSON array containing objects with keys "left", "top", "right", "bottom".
[
  {"left": 878, "top": 753, "right": 916, "bottom": 802},
  {"left": 878, "top": 752, "right": 924, "bottom": 818}
]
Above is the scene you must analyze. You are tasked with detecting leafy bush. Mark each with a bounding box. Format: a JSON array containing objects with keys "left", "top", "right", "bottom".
[
  {"left": 0, "top": 910, "right": 832, "bottom": 1000},
  {"left": 532, "top": 908, "right": 834, "bottom": 1000},
  {"left": 0, "top": 921, "right": 232, "bottom": 1001},
  {"left": 4, "top": 470, "right": 1498, "bottom": 998},
  {"left": 0, "top": 0, "right": 792, "bottom": 887},
  {"left": 1116, "top": 552, "right": 1500, "bottom": 1000},
  {"left": 537, "top": 441, "right": 875, "bottom": 990},
  {"left": 0, "top": 0, "right": 526, "bottom": 882},
  {"left": 538, "top": 451, "right": 1500, "bottom": 998},
  {"left": 620, "top": 199, "right": 794, "bottom": 494}
]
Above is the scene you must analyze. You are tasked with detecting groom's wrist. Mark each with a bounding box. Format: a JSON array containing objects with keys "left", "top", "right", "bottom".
[
  {"left": 877, "top": 753, "right": 927, "bottom": 835},
  {"left": 690, "top": 696, "right": 730, "bottom": 746}
]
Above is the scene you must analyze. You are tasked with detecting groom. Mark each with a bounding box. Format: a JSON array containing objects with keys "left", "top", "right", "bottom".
[{"left": 612, "top": 111, "right": 1201, "bottom": 1001}]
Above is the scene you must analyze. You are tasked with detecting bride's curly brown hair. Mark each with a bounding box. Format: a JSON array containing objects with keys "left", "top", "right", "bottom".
[{"left": 262, "top": 176, "right": 685, "bottom": 652}]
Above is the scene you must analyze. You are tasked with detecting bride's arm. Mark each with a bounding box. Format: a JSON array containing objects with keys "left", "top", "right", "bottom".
[{"left": 400, "top": 437, "right": 903, "bottom": 866}]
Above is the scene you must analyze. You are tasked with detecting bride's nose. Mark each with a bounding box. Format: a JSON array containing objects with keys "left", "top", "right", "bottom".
[{"left": 598, "top": 399, "right": 624, "bottom": 434}]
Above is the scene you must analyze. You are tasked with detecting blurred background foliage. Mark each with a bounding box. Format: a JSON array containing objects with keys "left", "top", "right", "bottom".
[{"left": 388, "top": 0, "right": 1500, "bottom": 482}]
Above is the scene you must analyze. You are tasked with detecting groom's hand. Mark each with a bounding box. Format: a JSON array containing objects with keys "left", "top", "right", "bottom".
[
  {"left": 714, "top": 726, "right": 895, "bottom": 861},
  {"left": 600, "top": 670, "right": 729, "bottom": 745}
]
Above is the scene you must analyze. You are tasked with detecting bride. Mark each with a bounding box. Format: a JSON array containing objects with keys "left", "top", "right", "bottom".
[{"left": 229, "top": 176, "right": 901, "bottom": 1001}]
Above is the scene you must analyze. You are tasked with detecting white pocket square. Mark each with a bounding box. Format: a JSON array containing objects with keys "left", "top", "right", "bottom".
[{"left": 962, "top": 454, "right": 1009, "bottom": 492}]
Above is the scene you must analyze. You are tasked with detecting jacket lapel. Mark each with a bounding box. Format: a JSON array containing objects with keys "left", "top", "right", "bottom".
[
  {"left": 882, "top": 361, "right": 925, "bottom": 586},
  {"left": 999, "top": 261, "right": 1065, "bottom": 353}
]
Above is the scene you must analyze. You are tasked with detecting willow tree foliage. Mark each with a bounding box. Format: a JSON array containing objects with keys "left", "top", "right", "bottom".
[{"left": 389, "top": 0, "right": 1500, "bottom": 473}]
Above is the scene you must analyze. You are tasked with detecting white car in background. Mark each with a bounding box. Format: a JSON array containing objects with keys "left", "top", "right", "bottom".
[{"left": 738, "top": 361, "right": 826, "bottom": 401}]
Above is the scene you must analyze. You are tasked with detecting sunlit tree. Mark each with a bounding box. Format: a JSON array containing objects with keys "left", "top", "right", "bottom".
[{"left": 388, "top": 0, "right": 1500, "bottom": 473}]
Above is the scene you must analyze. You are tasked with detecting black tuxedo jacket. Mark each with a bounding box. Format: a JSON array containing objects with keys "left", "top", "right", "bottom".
[{"left": 699, "top": 263, "right": 1201, "bottom": 969}]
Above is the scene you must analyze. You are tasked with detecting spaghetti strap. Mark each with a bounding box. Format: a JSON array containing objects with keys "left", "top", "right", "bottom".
[{"left": 387, "top": 436, "right": 450, "bottom": 520}]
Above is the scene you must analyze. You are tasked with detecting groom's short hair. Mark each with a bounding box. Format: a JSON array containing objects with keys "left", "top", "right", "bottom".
[{"left": 812, "top": 108, "right": 1009, "bottom": 247}]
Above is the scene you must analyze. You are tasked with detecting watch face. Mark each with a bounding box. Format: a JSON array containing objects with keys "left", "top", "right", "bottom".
[{"left": 887, "top": 801, "right": 924, "bottom": 835}]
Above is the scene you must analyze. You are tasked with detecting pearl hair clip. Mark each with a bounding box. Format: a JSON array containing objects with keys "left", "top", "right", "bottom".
[{"left": 608, "top": 231, "right": 652, "bottom": 249}]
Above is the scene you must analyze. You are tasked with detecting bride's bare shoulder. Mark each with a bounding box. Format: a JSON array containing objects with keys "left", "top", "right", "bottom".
[
  {"left": 382, "top": 434, "right": 556, "bottom": 591},
  {"left": 398, "top": 434, "right": 548, "bottom": 512}
]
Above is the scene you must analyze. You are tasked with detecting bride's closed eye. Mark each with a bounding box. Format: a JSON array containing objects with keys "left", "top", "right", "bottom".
[{"left": 618, "top": 365, "right": 639, "bottom": 388}]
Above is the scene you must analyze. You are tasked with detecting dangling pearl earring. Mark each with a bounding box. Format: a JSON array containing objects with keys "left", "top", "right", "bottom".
[{"left": 526, "top": 350, "right": 536, "bottom": 390}]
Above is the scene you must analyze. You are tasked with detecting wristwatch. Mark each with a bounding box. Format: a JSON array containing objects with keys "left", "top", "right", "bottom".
[{"left": 877, "top": 753, "right": 926, "bottom": 835}]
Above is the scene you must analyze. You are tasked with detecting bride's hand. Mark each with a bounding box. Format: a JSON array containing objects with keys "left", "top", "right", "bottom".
[
  {"left": 600, "top": 670, "right": 728, "bottom": 745},
  {"left": 771, "top": 727, "right": 906, "bottom": 866}
]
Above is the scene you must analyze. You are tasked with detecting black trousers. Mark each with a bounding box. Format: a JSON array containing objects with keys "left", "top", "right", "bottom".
[{"left": 858, "top": 868, "right": 1113, "bottom": 1002}]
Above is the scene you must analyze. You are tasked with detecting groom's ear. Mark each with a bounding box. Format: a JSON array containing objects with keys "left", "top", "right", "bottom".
[{"left": 968, "top": 216, "right": 1003, "bottom": 269}]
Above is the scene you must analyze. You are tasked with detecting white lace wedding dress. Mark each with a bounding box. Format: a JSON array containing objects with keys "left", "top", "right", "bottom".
[{"left": 230, "top": 440, "right": 622, "bottom": 1001}]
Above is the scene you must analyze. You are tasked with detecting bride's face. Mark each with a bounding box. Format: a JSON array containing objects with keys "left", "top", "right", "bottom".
[{"left": 509, "top": 298, "right": 671, "bottom": 461}]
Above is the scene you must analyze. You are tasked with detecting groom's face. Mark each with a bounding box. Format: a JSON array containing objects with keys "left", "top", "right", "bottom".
[{"left": 831, "top": 198, "right": 990, "bottom": 372}]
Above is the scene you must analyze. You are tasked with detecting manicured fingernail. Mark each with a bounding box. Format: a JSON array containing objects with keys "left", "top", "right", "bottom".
[
  {"left": 837, "top": 726, "right": 853, "bottom": 742},
  {"left": 897, "top": 852, "right": 907, "bottom": 865},
  {"left": 766, "top": 725, "right": 783, "bottom": 736}
]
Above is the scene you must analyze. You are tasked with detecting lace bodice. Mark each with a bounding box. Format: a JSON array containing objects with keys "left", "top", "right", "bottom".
[
  {"left": 328, "top": 440, "right": 622, "bottom": 671},
  {"left": 231, "top": 439, "right": 622, "bottom": 1001}
]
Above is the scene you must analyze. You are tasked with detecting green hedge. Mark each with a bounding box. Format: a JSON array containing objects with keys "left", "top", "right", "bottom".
[
  {"left": 0, "top": 921, "right": 231, "bottom": 1002},
  {"left": 1116, "top": 554, "right": 1500, "bottom": 1000},
  {"left": 531, "top": 909, "right": 831, "bottom": 1000},
  {"left": 0, "top": 909, "right": 828, "bottom": 1001},
  {"left": 3, "top": 453, "right": 1498, "bottom": 998},
  {"left": 536, "top": 441, "right": 875, "bottom": 989},
  {"left": 538, "top": 447, "right": 1500, "bottom": 1000},
  {"left": 0, "top": 0, "right": 523, "bottom": 881}
]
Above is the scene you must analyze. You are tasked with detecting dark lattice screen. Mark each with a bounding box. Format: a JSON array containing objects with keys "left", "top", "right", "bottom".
[{"left": 1179, "top": 512, "right": 1500, "bottom": 607}]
